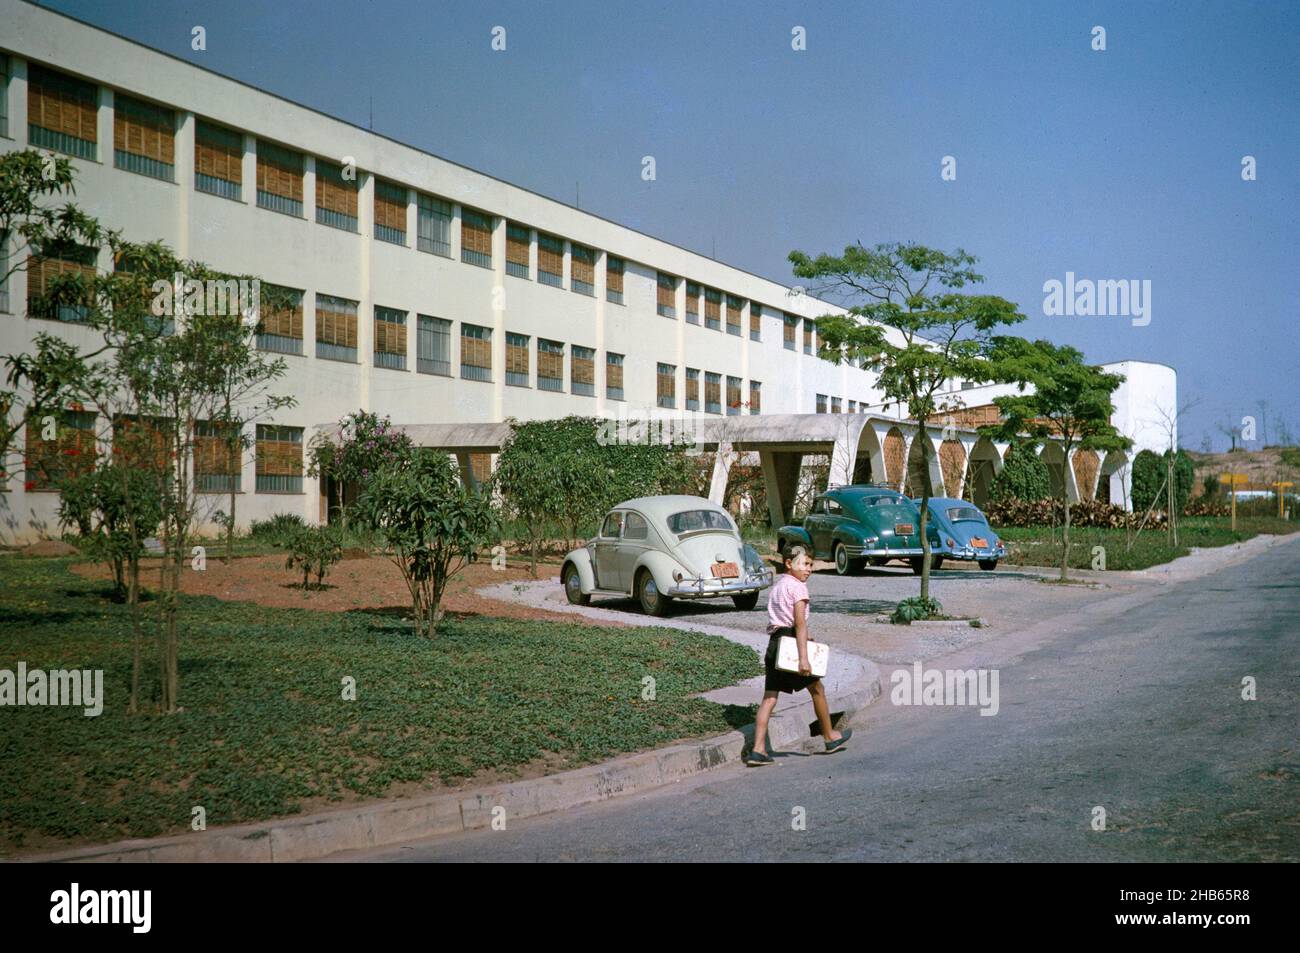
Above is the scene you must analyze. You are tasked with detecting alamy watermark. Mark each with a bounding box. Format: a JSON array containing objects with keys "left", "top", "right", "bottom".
[
  {"left": 1042, "top": 272, "right": 1150, "bottom": 327},
  {"left": 595, "top": 408, "right": 706, "bottom": 455},
  {"left": 1, "top": 663, "right": 104, "bottom": 716},
  {"left": 890, "top": 661, "right": 999, "bottom": 716},
  {"left": 149, "top": 273, "right": 261, "bottom": 325}
]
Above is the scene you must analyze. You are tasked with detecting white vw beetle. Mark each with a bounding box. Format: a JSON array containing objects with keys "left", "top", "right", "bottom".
[{"left": 561, "top": 495, "right": 773, "bottom": 616}]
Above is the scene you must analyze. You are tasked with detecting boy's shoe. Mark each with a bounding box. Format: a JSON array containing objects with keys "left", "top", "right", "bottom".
[
  {"left": 745, "top": 750, "right": 775, "bottom": 767},
  {"left": 822, "top": 728, "right": 853, "bottom": 754}
]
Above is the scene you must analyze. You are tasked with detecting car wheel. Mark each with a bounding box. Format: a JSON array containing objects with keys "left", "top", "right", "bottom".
[
  {"left": 833, "top": 543, "right": 862, "bottom": 576},
  {"left": 638, "top": 569, "right": 672, "bottom": 617},
  {"left": 978, "top": 559, "right": 998, "bottom": 572},
  {"left": 731, "top": 591, "right": 760, "bottom": 611},
  {"left": 931, "top": 555, "right": 945, "bottom": 571},
  {"left": 909, "top": 556, "right": 925, "bottom": 575},
  {"left": 562, "top": 563, "right": 590, "bottom": 605}
]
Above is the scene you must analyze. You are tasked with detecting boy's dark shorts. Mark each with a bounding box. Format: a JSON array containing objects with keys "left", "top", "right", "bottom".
[{"left": 764, "top": 628, "right": 820, "bottom": 694}]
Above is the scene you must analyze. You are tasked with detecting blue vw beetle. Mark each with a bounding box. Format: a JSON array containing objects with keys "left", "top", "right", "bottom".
[{"left": 913, "top": 497, "right": 1006, "bottom": 571}]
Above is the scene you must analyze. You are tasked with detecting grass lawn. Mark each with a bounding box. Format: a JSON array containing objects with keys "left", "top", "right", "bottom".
[
  {"left": 0, "top": 557, "right": 760, "bottom": 855},
  {"left": 996, "top": 516, "right": 1297, "bottom": 571}
]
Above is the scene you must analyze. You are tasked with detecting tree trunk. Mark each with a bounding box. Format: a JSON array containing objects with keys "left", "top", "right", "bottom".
[
  {"left": 1061, "top": 493, "right": 1071, "bottom": 582},
  {"left": 128, "top": 555, "right": 142, "bottom": 715},
  {"left": 917, "top": 421, "right": 932, "bottom": 604},
  {"left": 226, "top": 483, "right": 236, "bottom": 565}
]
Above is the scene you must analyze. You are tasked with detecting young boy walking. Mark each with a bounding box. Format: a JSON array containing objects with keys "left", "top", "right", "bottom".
[{"left": 746, "top": 544, "right": 850, "bottom": 766}]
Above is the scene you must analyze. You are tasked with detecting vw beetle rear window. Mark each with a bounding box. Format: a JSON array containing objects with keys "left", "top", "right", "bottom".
[{"left": 667, "top": 509, "right": 735, "bottom": 535}]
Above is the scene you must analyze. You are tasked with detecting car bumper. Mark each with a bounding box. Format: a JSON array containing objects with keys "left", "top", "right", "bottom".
[
  {"left": 667, "top": 569, "right": 773, "bottom": 598},
  {"left": 944, "top": 544, "right": 1007, "bottom": 561},
  {"left": 842, "top": 544, "right": 930, "bottom": 558}
]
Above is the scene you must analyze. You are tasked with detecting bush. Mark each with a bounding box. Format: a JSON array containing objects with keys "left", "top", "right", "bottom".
[
  {"left": 250, "top": 513, "right": 307, "bottom": 544},
  {"left": 891, "top": 596, "right": 943, "bottom": 625},
  {"left": 1132, "top": 449, "right": 1194, "bottom": 514},
  {"left": 281, "top": 525, "right": 343, "bottom": 590},
  {"left": 990, "top": 444, "right": 1051, "bottom": 502}
]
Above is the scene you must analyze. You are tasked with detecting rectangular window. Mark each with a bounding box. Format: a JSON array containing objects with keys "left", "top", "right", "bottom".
[
  {"left": 256, "top": 424, "right": 303, "bottom": 494},
  {"left": 685, "top": 281, "right": 701, "bottom": 325},
  {"left": 506, "top": 223, "right": 530, "bottom": 278},
  {"left": 750, "top": 380, "right": 762, "bottom": 415},
  {"left": 750, "top": 303, "right": 762, "bottom": 341},
  {"left": 816, "top": 393, "right": 827, "bottom": 414},
  {"left": 256, "top": 141, "right": 303, "bottom": 216},
  {"left": 27, "top": 65, "right": 97, "bottom": 160},
  {"left": 27, "top": 243, "right": 96, "bottom": 323},
  {"left": 726, "top": 376, "right": 742, "bottom": 415},
  {"left": 112, "top": 414, "right": 170, "bottom": 473},
  {"left": 25, "top": 410, "right": 96, "bottom": 491},
  {"left": 704, "top": 287, "right": 721, "bottom": 331},
  {"left": 656, "top": 273, "right": 677, "bottom": 318},
  {"left": 256, "top": 284, "right": 304, "bottom": 355},
  {"left": 195, "top": 420, "right": 241, "bottom": 494},
  {"left": 374, "top": 306, "right": 407, "bottom": 370},
  {"left": 831, "top": 396, "right": 841, "bottom": 413},
  {"left": 374, "top": 179, "right": 408, "bottom": 245},
  {"left": 113, "top": 94, "right": 174, "bottom": 182},
  {"left": 417, "top": 315, "right": 451, "bottom": 376},
  {"left": 537, "top": 232, "right": 564, "bottom": 287},
  {"left": 726, "top": 295, "right": 743, "bottom": 337},
  {"left": 572, "top": 345, "right": 595, "bottom": 396},
  {"left": 460, "top": 323, "right": 492, "bottom": 381},
  {"left": 537, "top": 339, "right": 564, "bottom": 391},
  {"left": 315, "top": 293, "right": 358, "bottom": 362},
  {"left": 657, "top": 363, "right": 676, "bottom": 409},
  {"left": 315, "top": 159, "right": 358, "bottom": 232},
  {"left": 506, "top": 331, "right": 530, "bottom": 387},
  {"left": 417, "top": 194, "right": 452, "bottom": 257},
  {"left": 606, "top": 256, "right": 624, "bottom": 304},
  {"left": 784, "top": 312, "right": 797, "bottom": 350},
  {"left": 848, "top": 400, "right": 856, "bottom": 413},
  {"left": 460, "top": 208, "right": 493, "bottom": 268},
  {"left": 571, "top": 244, "right": 595, "bottom": 296},
  {"left": 804, "top": 319, "right": 815, "bottom": 354},
  {"left": 704, "top": 372, "right": 722, "bottom": 415},
  {"left": 195, "top": 119, "right": 243, "bottom": 200},
  {"left": 606, "top": 352, "right": 624, "bottom": 400},
  {"left": 685, "top": 368, "right": 700, "bottom": 411}
]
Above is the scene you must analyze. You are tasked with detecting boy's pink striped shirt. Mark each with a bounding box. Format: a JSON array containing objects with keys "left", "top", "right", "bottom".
[{"left": 766, "top": 573, "right": 810, "bottom": 634}]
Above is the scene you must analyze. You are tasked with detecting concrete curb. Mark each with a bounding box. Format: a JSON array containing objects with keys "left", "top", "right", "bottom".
[{"left": 15, "top": 583, "right": 882, "bottom": 864}]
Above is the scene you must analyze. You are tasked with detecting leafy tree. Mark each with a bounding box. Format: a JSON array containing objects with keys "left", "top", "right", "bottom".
[
  {"left": 354, "top": 447, "right": 499, "bottom": 637},
  {"left": 983, "top": 339, "right": 1131, "bottom": 580},
  {"left": 989, "top": 442, "right": 1052, "bottom": 502},
  {"left": 308, "top": 409, "right": 413, "bottom": 530},
  {"left": 56, "top": 460, "right": 163, "bottom": 600},
  {"left": 790, "top": 241, "right": 1028, "bottom": 602}
]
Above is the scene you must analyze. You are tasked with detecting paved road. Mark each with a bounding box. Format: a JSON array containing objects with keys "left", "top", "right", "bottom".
[{"left": 338, "top": 537, "right": 1299, "bottom": 862}]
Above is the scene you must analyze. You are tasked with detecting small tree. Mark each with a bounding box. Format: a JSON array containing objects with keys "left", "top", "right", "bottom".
[
  {"left": 56, "top": 460, "right": 163, "bottom": 601},
  {"left": 989, "top": 443, "right": 1052, "bottom": 502},
  {"left": 282, "top": 525, "right": 343, "bottom": 590},
  {"left": 983, "top": 339, "right": 1131, "bottom": 581},
  {"left": 308, "top": 409, "right": 413, "bottom": 531},
  {"left": 355, "top": 447, "right": 499, "bottom": 638},
  {"left": 790, "top": 241, "right": 1028, "bottom": 602}
]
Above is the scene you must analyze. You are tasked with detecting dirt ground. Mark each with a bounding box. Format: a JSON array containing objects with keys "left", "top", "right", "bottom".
[{"left": 69, "top": 549, "right": 626, "bottom": 627}]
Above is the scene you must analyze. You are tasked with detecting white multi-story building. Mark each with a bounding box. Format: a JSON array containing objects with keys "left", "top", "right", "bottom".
[{"left": 0, "top": 1, "right": 1174, "bottom": 541}]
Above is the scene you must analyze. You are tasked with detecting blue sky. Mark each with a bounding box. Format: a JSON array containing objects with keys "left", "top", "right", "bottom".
[{"left": 41, "top": 0, "right": 1300, "bottom": 450}]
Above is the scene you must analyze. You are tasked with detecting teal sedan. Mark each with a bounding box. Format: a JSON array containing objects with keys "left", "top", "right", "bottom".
[{"left": 777, "top": 485, "right": 943, "bottom": 576}]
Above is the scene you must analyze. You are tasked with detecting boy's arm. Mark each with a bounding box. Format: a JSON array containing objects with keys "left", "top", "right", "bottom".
[{"left": 794, "top": 598, "right": 811, "bottom": 674}]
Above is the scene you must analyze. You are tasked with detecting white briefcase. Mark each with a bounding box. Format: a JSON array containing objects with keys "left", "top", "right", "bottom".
[{"left": 775, "top": 636, "right": 829, "bottom": 677}]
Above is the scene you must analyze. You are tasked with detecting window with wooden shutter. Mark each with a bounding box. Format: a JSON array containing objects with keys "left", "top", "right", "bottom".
[
  {"left": 461, "top": 208, "right": 493, "bottom": 268},
  {"left": 25, "top": 409, "right": 96, "bottom": 491},
  {"left": 27, "top": 64, "right": 97, "bottom": 159},
  {"left": 606, "top": 256, "right": 624, "bottom": 304},
  {"left": 537, "top": 232, "right": 563, "bottom": 286},
  {"left": 656, "top": 273, "right": 676, "bottom": 318},
  {"left": 315, "top": 294, "right": 358, "bottom": 362},
  {"left": 685, "top": 281, "right": 701, "bottom": 324},
  {"left": 749, "top": 381, "right": 762, "bottom": 415},
  {"left": 374, "top": 306, "right": 407, "bottom": 370},
  {"left": 657, "top": 363, "right": 676, "bottom": 409},
  {"left": 537, "top": 339, "right": 564, "bottom": 391},
  {"left": 505, "top": 223, "right": 530, "bottom": 278},
  {"left": 256, "top": 424, "right": 303, "bottom": 493},
  {"left": 726, "top": 376, "right": 742, "bottom": 415},
  {"left": 256, "top": 141, "right": 303, "bottom": 216},
  {"left": 113, "top": 94, "right": 175, "bottom": 181},
  {"left": 726, "top": 295, "right": 743, "bottom": 336},
  {"left": 571, "top": 244, "right": 595, "bottom": 296},
  {"left": 27, "top": 244, "right": 96, "bottom": 323},
  {"left": 750, "top": 303, "right": 762, "bottom": 341},
  {"left": 783, "top": 313, "right": 797, "bottom": 350},
  {"left": 256, "top": 284, "right": 303, "bottom": 355},
  {"left": 195, "top": 119, "right": 243, "bottom": 199},
  {"left": 194, "top": 420, "right": 241, "bottom": 493},
  {"left": 705, "top": 372, "right": 721, "bottom": 414},
  {"left": 804, "top": 319, "right": 814, "bottom": 354},
  {"left": 460, "top": 324, "right": 492, "bottom": 381},
  {"left": 374, "top": 180, "right": 407, "bottom": 244},
  {"left": 572, "top": 346, "right": 595, "bottom": 395},
  {"left": 506, "top": 332, "right": 530, "bottom": 387},
  {"left": 685, "top": 368, "right": 700, "bottom": 410},
  {"left": 704, "top": 287, "right": 721, "bottom": 330},
  {"left": 315, "top": 159, "right": 358, "bottom": 231},
  {"left": 606, "top": 352, "right": 624, "bottom": 399}
]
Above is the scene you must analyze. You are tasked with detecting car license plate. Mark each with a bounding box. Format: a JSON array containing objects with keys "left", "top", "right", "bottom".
[
  {"left": 970, "top": 536, "right": 988, "bottom": 548},
  {"left": 894, "top": 523, "right": 914, "bottom": 536},
  {"left": 711, "top": 562, "right": 739, "bottom": 579}
]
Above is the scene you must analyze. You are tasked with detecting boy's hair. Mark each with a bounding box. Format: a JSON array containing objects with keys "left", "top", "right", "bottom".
[{"left": 783, "top": 544, "right": 810, "bottom": 566}]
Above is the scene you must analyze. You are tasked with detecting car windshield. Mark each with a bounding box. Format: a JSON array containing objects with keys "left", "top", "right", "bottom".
[
  {"left": 668, "top": 509, "right": 734, "bottom": 535},
  {"left": 947, "top": 506, "right": 984, "bottom": 522}
]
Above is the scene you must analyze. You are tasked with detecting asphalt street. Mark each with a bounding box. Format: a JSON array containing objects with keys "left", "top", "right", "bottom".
[{"left": 338, "top": 536, "right": 1299, "bottom": 862}]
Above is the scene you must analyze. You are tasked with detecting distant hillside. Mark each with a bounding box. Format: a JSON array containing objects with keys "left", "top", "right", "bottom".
[{"left": 1185, "top": 446, "right": 1300, "bottom": 495}]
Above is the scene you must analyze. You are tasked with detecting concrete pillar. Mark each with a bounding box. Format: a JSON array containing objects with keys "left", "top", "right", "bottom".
[
  {"left": 175, "top": 111, "right": 194, "bottom": 260},
  {"left": 708, "top": 440, "right": 734, "bottom": 505},
  {"left": 761, "top": 449, "right": 802, "bottom": 528},
  {"left": 829, "top": 431, "right": 854, "bottom": 489},
  {"left": 456, "top": 452, "right": 478, "bottom": 491},
  {"left": 241, "top": 134, "right": 256, "bottom": 206}
]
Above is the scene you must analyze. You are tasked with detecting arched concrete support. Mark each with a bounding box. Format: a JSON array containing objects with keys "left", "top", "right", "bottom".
[
  {"left": 708, "top": 440, "right": 735, "bottom": 505},
  {"left": 760, "top": 450, "right": 803, "bottom": 528},
  {"left": 1071, "top": 448, "right": 1101, "bottom": 502},
  {"left": 939, "top": 439, "right": 967, "bottom": 498},
  {"left": 904, "top": 434, "right": 944, "bottom": 497},
  {"left": 828, "top": 431, "right": 855, "bottom": 489},
  {"left": 880, "top": 427, "right": 907, "bottom": 489},
  {"left": 967, "top": 436, "right": 1003, "bottom": 508},
  {"left": 852, "top": 422, "right": 885, "bottom": 485},
  {"left": 1039, "top": 442, "right": 1078, "bottom": 502},
  {"left": 1099, "top": 449, "right": 1131, "bottom": 508}
]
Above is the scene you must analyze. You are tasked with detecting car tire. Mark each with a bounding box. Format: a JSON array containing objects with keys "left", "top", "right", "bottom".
[
  {"left": 909, "top": 556, "right": 925, "bottom": 575},
  {"left": 931, "top": 555, "right": 945, "bottom": 571},
  {"left": 731, "top": 591, "right": 760, "bottom": 611},
  {"left": 833, "top": 543, "right": 862, "bottom": 576},
  {"left": 637, "top": 569, "right": 672, "bottom": 617},
  {"left": 978, "top": 559, "right": 998, "bottom": 572},
  {"left": 562, "top": 563, "right": 590, "bottom": 605}
]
